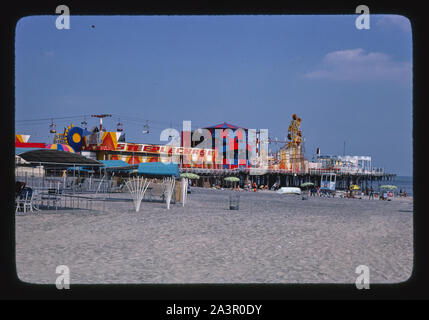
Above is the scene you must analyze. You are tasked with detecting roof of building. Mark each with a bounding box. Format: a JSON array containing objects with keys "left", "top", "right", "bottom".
[
  {"left": 16, "top": 147, "right": 46, "bottom": 155},
  {"left": 204, "top": 122, "right": 247, "bottom": 130},
  {"left": 17, "top": 149, "right": 103, "bottom": 167}
]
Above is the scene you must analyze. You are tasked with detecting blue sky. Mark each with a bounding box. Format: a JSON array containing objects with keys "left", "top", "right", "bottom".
[{"left": 15, "top": 15, "right": 412, "bottom": 175}]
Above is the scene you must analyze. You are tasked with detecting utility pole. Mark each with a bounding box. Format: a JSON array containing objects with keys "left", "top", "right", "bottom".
[{"left": 343, "top": 141, "right": 346, "bottom": 156}]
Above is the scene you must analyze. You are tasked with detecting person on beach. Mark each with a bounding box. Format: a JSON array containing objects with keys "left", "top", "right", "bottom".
[
  {"left": 15, "top": 181, "right": 26, "bottom": 198},
  {"left": 369, "top": 187, "right": 374, "bottom": 200}
]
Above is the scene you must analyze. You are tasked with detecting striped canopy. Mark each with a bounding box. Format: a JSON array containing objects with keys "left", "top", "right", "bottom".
[{"left": 46, "top": 144, "right": 75, "bottom": 153}]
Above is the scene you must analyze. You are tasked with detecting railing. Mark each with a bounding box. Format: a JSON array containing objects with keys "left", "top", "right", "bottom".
[
  {"left": 337, "top": 167, "right": 385, "bottom": 175},
  {"left": 15, "top": 189, "right": 115, "bottom": 213},
  {"left": 15, "top": 174, "right": 127, "bottom": 195},
  {"left": 179, "top": 166, "right": 389, "bottom": 176},
  {"left": 36, "top": 192, "right": 107, "bottom": 211}
]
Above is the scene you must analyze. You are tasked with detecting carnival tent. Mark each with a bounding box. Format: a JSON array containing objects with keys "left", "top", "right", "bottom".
[
  {"left": 137, "top": 162, "right": 180, "bottom": 177},
  {"left": 204, "top": 122, "right": 246, "bottom": 130},
  {"left": 46, "top": 144, "right": 75, "bottom": 153},
  {"left": 203, "top": 122, "right": 249, "bottom": 169},
  {"left": 99, "top": 160, "right": 135, "bottom": 173},
  {"left": 205, "top": 122, "right": 245, "bottom": 130},
  {"left": 100, "top": 160, "right": 131, "bottom": 168}
]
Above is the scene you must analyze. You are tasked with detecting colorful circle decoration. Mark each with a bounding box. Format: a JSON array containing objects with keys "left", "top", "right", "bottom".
[
  {"left": 46, "top": 144, "right": 75, "bottom": 153},
  {"left": 66, "top": 126, "right": 85, "bottom": 152}
]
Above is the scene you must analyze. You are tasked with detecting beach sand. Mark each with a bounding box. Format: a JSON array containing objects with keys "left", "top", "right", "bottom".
[{"left": 15, "top": 188, "right": 413, "bottom": 284}]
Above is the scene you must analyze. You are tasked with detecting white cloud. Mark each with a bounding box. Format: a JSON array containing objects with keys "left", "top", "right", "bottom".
[
  {"left": 304, "top": 48, "right": 411, "bottom": 82},
  {"left": 375, "top": 15, "right": 411, "bottom": 33}
]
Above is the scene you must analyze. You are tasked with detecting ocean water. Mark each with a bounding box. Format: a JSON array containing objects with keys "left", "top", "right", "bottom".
[{"left": 389, "top": 176, "right": 413, "bottom": 196}]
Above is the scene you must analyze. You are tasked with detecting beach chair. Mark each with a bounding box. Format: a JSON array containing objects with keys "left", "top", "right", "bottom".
[
  {"left": 15, "top": 187, "right": 34, "bottom": 213},
  {"left": 145, "top": 183, "right": 163, "bottom": 201},
  {"left": 112, "top": 182, "right": 126, "bottom": 193},
  {"left": 31, "top": 189, "right": 40, "bottom": 211},
  {"left": 43, "top": 188, "right": 62, "bottom": 209}
]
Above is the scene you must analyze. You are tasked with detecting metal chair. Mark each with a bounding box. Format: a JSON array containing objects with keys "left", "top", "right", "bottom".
[{"left": 15, "top": 188, "right": 34, "bottom": 213}]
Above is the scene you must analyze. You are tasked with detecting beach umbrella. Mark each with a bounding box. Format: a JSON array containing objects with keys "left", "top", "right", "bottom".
[
  {"left": 224, "top": 176, "right": 240, "bottom": 188},
  {"left": 46, "top": 143, "right": 75, "bottom": 153},
  {"left": 180, "top": 173, "right": 200, "bottom": 180},
  {"left": 380, "top": 185, "right": 397, "bottom": 190},
  {"left": 224, "top": 177, "right": 240, "bottom": 182},
  {"left": 350, "top": 184, "right": 360, "bottom": 190},
  {"left": 300, "top": 182, "right": 314, "bottom": 188}
]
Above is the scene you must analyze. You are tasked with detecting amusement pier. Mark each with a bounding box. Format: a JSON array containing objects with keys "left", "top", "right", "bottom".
[{"left": 15, "top": 113, "right": 396, "bottom": 192}]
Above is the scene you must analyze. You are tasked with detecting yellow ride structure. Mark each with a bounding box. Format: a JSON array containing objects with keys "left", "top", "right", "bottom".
[{"left": 280, "top": 114, "right": 305, "bottom": 171}]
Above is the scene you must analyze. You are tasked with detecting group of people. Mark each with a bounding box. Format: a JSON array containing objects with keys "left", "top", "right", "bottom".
[
  {"left": 309, "top": 186, "right": 320, "bottom": 197},
  {"left": 352, "top": 187, "right": 407, "bottom": 200},
  {"left": 399, "top": 189, "right": 407, "bottom": 197},
  {"left": 244, "top": 182, "right": 269, "bottom": 192},
  {"left": 211, "top": 182, "right": 270, "bottom": 192},
  {"left": 210, "top": 181, "right": 409, "bottom": 200}
]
